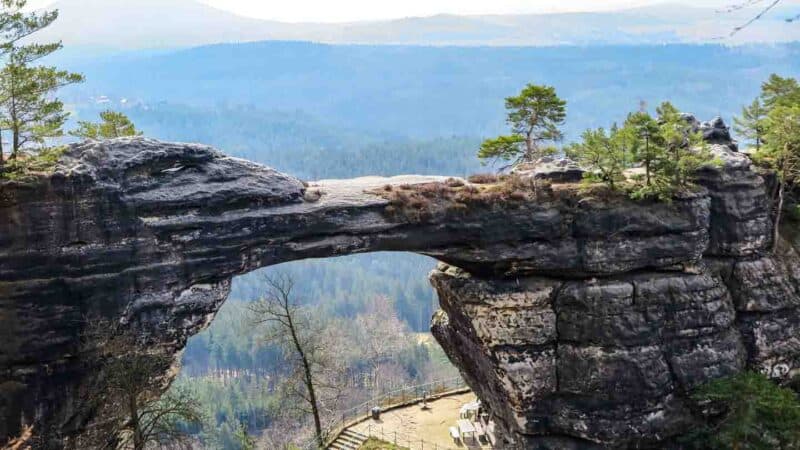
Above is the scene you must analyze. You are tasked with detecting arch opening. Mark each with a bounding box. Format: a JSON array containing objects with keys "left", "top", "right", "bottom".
[{"left": 172, "top": 252, "right": 462, "bottom": 448}]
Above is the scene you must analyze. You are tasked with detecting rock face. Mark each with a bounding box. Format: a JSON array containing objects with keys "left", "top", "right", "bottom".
[
  {"left": 430, "top": 132, "right": 800, "bottom": 448},
  {"left": 0, "top": 121, "right": 797, "bottom": 448},
  {"left": 514, "top": 156, "right": 585, "bottom": 183}
]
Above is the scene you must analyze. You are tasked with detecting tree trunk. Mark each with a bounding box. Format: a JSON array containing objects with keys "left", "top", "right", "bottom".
[
  {"left": 525, "top": 133, "right": 534, "bottom": 162},
  {"left": 775, "top": 181, "right": 784, "bottom": 253},
  {"left": 773, "top": 144, "right": 789, "bottom": 254},
  {"left": 11, "top": 126, "right": 19, "bottom": 160},
  {"left": 0, "top": 126, "right": 4, "bottom": 169},
  {"left": 287, "top": 314, "right": 324, "bottom": 448},
  {"left": 129, "top": 394, "right": 144, "bottom": 450},
  {"left": 644, "top": 136, "right": 651, "bottom": 186}
]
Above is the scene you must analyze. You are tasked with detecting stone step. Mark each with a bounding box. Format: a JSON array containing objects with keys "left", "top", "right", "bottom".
[{"left": 341, "top": 430, "right": 368, "bottom": 441}]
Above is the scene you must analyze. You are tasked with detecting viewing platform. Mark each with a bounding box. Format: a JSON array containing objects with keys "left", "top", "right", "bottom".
[{"left": 329, "top": 390, "right": 497, "bottom": 450}]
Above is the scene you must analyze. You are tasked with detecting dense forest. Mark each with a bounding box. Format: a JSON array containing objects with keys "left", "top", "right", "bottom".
[{"left": 61, "top": 42, "right": 800, "bottom": 139}]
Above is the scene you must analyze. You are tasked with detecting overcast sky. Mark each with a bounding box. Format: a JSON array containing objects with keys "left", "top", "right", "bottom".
[{"left": 25, "top": 0, "right": 800, "bottom": 23}]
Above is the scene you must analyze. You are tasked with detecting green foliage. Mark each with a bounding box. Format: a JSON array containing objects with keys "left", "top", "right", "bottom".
[
  {"left": 734, "top": 99, "right": 768, "bottom": 151},
  {"left": 477, "top": 134, "right": 525, "bottom": 162},
  {"left": 743, "top": 75, "right": 800, "bottom": 252},
  {"left": 759, "top": 105, "right": 800, "bottom": 183},
  {"left": 625, "top": 110, "right": 668, "bottom": 197},
  {"left": 656, "top": 101, "right": 714, "bottom": 192},
  {"left": 71, "top": 110, "right": 142, "bottom": 140},
  {"left": 735, "top": 74, "right": 800, "bottom": 155},
  {"left": 685, "top": 372, "right": 800, "bottom": 450},
  {"left": 233, "top": 421, "right": 256, "bottom": 450},
  {"left": 568, "top": 101, "right": 715, "bottom": 201},
  {"left": 0, "top": 0, "right": 83, "bottom": 171},
  {"left": 185, "top": 376, "right": 282, "bottom": 450},
  {"left": 567, "top": 125, "right": 631, "bottom": 190},
  {"left": 0, "top": 145, "right": 64, "bottom": 180},
  {"left": 477, "top": 83, "right": 566, "bottom": 165},
  {"left": 358, "top": 437, "right": 409, "bottom": 450},
  {"left": 761, "top": 74, "right": 800, "bottom": 111}
]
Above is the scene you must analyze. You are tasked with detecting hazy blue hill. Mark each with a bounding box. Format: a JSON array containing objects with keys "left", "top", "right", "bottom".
[
  {"left": 66, "top": 41, "right": 800, "bottom": 140},
  {"left": 34, "top": 0, "right": 800, "bottom": 48}
]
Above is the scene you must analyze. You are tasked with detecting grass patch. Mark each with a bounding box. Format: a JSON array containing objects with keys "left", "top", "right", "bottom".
[
  {"left": 0, "top": 147, "right": 66, "bottom": 181},
  {"left": 358, "top": 438, "right": 409, "bottom": 450},
  {"left": 466, "top": 173, "right": 498, "bottom": 184}
]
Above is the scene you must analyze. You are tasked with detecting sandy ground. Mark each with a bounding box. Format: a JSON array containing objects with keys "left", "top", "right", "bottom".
[{"left": 350, "top": 392, "right": 494, "bottom": 450}]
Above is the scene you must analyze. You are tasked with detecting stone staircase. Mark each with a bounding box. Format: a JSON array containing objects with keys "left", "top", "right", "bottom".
[{"left": 327, "top": 429, "right": 369, "bottom": 450}]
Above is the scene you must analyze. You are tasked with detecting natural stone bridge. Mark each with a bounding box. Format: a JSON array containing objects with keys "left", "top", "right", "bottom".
[{"left": 1, "top": 123, "right": 799, "bottom": 448}]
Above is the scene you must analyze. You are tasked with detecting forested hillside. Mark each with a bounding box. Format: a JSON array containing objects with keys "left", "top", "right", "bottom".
[
  {"left": 111, "top": 104, "right": 484, "bottom": 179},
  {"left": 63, "top": 42, "right": 800, "bottom": 140}
]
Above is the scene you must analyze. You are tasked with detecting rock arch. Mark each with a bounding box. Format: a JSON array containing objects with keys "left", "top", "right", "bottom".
[{"left": 1, "top": 129, "right": 799, "bottom": 448}]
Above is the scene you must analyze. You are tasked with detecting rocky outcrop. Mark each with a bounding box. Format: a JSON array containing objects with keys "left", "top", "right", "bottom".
[
  {"left": 0, "top": 118, "right": 797, "bottom": 448},
  {"left": 514, "top": 156, "right": 585, "bottom": 183},
  {"left": 431, "top": 266, "right": 746, "bottom": 448},
  {"left": 429, "top": 130, "right": 800, "bottom": 448}
]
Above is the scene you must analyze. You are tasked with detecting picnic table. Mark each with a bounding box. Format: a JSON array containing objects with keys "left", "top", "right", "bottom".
[
  {"left": 459, "top": 400, "right": 481, "bottom": 419},
  {"left": 457, "top": 419, "right": 477, "bottom": 442}
]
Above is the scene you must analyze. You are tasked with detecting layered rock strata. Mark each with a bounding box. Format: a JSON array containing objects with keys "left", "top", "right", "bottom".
[
  {"left": 0, "top": 118, "right": 797, "bottom": 448},
  {"left": 431, "top": 121, "right": 800, "bottom": 448}
]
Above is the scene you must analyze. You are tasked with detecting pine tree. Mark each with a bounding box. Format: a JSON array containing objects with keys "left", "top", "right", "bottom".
[
  {"left": 625, "top": 111, "right": 665, "bottom": 191},
  {"left": 0, "top": 0, "right": 62, "bottom": 167},
  {"left": 656, "top": 102, "right": 713, "bottom": 191},
  {"left": 0, "top": 0, "right": 83, "bottom": 162},
  {"left": 734, "top": 99, "right": 767, "bottom": 151},
  {"left": 71, "top": 110, "right": 142, "bottom": 140},
  {"left": 687, "top": 372, "right": 800, "bottom": 449},
  {"left": 569, "top": 102, "right": 716, "bottom": 201},
  {"left": 478, "top": 84, "right": 566, "bottom": 167},
  {"left": 567, "top": 125, "right": 632, "bottom": 191},
  {"left": 761, "top": 74, "right": 800, "bottom": 111},
  {"left": 759, "top": 105, "right": 800, "bottom": 252}
]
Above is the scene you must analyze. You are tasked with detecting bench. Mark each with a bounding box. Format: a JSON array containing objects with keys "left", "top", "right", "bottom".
[
  {"left": 449, "top": 426, "right": 461, "bottom": 443},
  {"left": 474, "top": 421, "right": 486, "bottom": 442}
]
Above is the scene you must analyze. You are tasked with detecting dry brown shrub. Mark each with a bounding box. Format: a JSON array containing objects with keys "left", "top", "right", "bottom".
[
  {"left": 417, "top": 183, "right": 448, "bottom": 198},
  {"left": 445, "top": 177, "right": 465, "bottom": 188},
  {"left": 408, "top": 197, "right": 430, "bottom": 210},
  {"left": 447, "top": 202, "right": 469, "bottom": 215},
  {"left": 467, "top": 173, "right": 498, "bottom": 184},
  {"left": 507, "top": 190, "right": 528, "bottom": 201}
]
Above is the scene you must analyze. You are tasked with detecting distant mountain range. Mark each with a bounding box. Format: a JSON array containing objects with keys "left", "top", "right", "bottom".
[{"left": 33, "top": 0, "right": 800, "bottom": 50}]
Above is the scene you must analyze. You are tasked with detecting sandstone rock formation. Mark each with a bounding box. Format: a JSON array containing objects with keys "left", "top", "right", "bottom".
[
  {"left": 430, "top": 133, "right": 800, "bottom": 448},
  {"left": 0, "top": 120, "right": 797, "bottom": 448}
]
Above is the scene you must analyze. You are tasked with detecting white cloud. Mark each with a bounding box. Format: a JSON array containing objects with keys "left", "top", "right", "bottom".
[
  {"left": 26, "top": 0, "right": 800, "bottom": 23},
  {"left": 199, "top": 0, "right": 800, "bottom": 22}
]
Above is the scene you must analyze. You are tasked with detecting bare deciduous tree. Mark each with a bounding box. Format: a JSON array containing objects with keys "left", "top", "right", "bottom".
[
  {"left": 721, "top": 0, "right": 797, "bottom": 36},
  {"left": 74, "top": 319, "right": 203, "bottom": 450},
  {"left": 248, "top": 274, "right": 343, "bottom": 449},
  {"left": 354, "top": 296, "right": 407, "bottom": 395}
]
